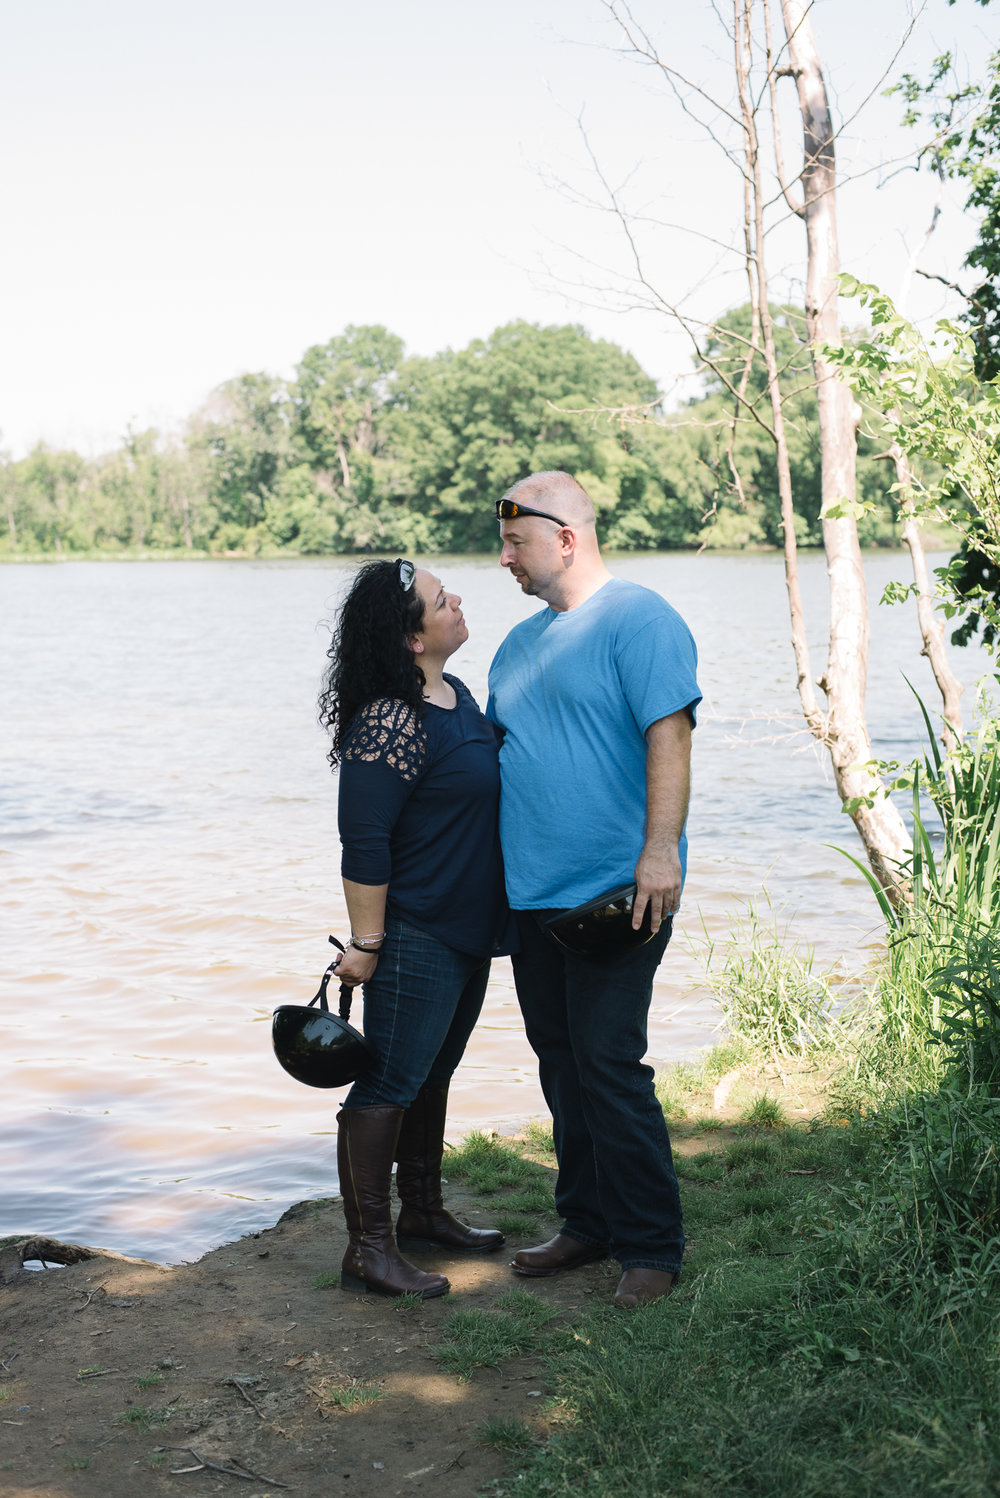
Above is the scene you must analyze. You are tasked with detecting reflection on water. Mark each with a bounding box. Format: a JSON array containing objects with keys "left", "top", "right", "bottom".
[{"left": 0, "top": 554, "right": 986, "bottom": 1262}]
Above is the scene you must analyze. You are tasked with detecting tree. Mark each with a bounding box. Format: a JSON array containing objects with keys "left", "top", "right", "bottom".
[
  {"left": 386, "top": 320, "right": 664, "bottom": 551},
  {"left": 891, "top": 40, "right": 1000, "bottom": 648},
  {"left": 292, "top": 324, "right": 403, "bottom": 495},
  {"left": 190, "top": 372, "right": 295, "bottom": 547}
]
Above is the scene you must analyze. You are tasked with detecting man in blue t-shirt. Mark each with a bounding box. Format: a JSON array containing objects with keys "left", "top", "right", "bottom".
[{"left": 487, "top": 471, "right": 701, "bottom": 1309}]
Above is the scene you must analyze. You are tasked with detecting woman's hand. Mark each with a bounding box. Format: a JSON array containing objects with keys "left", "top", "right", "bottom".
[{"left": 334, "top": 944, "right": 380, "bottom": 988}]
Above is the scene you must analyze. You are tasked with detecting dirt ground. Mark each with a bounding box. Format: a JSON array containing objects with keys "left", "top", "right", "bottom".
[
  {"left": 0, "top": 1063, "right": 829, "bottom": 1498},
  {"left": 0, "top": 1178, "right": 602, "bottom": 1498}
]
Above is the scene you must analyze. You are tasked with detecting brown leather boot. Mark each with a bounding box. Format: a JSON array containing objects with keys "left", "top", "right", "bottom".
[
  {"left": 337, "top": 1105, "right": 449, "bottom": 1298},
  {"left": 395, "top": 1085, "right": 505, "bottom": 1254}
]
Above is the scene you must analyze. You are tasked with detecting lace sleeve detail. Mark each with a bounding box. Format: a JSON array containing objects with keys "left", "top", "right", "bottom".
[{"left": 342, "top": 698, "right": 427, "bottom": 782}]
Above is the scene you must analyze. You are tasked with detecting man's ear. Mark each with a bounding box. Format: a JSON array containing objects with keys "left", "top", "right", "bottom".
[{"left": 407, "top": 635, "right": 424, "bottom": 655}]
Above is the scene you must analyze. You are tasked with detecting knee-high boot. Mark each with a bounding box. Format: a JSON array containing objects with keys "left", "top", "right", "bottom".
[
  {"left": 394, "top": 1084, "right": 505, "bottom": 1254},
  {"left": 337, "top": 1105, "right": 450, "bottom": 1298}
]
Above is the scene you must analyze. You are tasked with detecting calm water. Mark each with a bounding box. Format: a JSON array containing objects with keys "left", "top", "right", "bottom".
[{"left": 0, "top": 552, "right": 987, "bottom": 1262}]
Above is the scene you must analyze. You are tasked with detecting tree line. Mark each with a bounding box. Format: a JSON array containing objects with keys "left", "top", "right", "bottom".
[{"left": 0, "top": 313, "right": 906, "bottom": 559}]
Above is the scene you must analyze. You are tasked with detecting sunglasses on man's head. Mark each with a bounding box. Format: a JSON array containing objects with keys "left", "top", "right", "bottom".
[
  {"left": 495, "top": 498, "right": 568, "bottom": 528},
  {"left": 396, "top": 558, "right": 416, "bottom": 591}
]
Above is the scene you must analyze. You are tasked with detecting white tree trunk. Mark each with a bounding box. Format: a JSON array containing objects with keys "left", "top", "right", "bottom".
[{"left": 779, "top": 0, "right": 910, "bottom": 891}]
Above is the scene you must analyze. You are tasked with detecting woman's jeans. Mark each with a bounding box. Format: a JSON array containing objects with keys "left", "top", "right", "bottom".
[
  {"left": 512, "top": 912, "right": 684, "bottom": 1274},
  {"left": 344, "top": 917, "right": 491, "bottom": 1110}
]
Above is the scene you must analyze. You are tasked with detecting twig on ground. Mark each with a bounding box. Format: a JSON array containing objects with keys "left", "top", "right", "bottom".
[
  {"left": 225, "top": 1377, "right": 267, "bottom": 1419},
  {"left": 156, "top": 1445, "right": 291, "bottom": 1486}
]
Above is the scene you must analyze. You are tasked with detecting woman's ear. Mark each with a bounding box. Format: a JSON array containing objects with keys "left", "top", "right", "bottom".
[{"left": 407, "top": 634, "right": 424, "bottom": 655}]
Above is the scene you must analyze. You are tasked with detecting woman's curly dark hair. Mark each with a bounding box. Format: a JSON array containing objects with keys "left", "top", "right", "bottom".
[{"left": 318, "top": 559, "right": 427, "bottom": 766}]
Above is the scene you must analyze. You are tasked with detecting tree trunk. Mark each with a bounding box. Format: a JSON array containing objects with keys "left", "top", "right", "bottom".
[
  {"left": 894, "top": 443, "right": 965, "bottom": 750},
  {"left": 735, "top": 0, "right": 822, "bottom": 734},
  {"left": 779, "top": 0, "right": 910, "bottom": 892}
]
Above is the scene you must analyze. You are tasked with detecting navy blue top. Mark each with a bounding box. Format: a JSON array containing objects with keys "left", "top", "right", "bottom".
[{"left": 338, "top": 675, "right": 513, "bottom": 958}]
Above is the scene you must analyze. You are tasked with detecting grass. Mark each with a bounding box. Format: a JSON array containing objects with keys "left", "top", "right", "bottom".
[
  {"left": 116, "top": 1405, "right": 173, "bottom": 1431},
  {"left": 483, "top": 1114, "right": 1000, "bottom": 1497},
  {"left": 477, "top": 1416, "right": 536, "bottom": 1451},
  {"left": 433, "top": 1289, "right": 555, "bottom": 1381},
  {"left": 311, "top": 1271, "right": 339, "bottom": 1289},
  {"left": 134, "top": 1371, "right": 165, "bottom": 1390},
  {"left": 392, "top": 1291, "right": 424, "bottom": 1312},
  {"left": 738, "top": 1091, "right": 787, "bottom": 1128},
  {"left": 701, "top": 898, "right": 838, "bottom": 1059},
  {"left": 314, "top": 1377, "right": 383, "bottom": 1411},
  {"left": 445, "top": 1130, "right": 548, "bottom": 1192}
]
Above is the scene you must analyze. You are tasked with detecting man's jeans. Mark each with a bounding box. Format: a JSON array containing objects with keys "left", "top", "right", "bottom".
[
  {"left": 513, "top": 911, "right": 684, "bottom": 1273},
  {"left": 345, "top": 917, "right": 491, "bottom": 1109}
]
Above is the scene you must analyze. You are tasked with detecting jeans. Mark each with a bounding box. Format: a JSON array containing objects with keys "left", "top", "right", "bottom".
[
  {"left": 344, "top": 917, "right": 491, "bottom": 1110},
  {"left": 512, "top": 911, "right": 684, "bottom": 1273}
]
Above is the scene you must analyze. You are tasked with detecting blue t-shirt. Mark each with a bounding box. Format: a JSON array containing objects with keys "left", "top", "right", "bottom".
[
  {"left": 338, "top": 677, "right": 512, "bottom": 957},
  {"left": 487, "top": 578, "right": 701, "bottom": 910}
]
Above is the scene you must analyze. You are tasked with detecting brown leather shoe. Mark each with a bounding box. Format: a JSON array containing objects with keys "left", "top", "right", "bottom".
[
  {"left": 613, "top": 1267, "right": 678, "bottom": 1308},
  {"left": 511, "top": 1233, "right": 607, "bottom": 1277}
]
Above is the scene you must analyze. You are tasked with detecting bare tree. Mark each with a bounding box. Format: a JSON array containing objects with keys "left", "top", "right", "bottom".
[{"left": 575, "top": 0, "right": 969, "bottom": 899}]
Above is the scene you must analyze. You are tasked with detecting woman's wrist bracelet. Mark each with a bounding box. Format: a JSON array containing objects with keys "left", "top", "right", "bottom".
[{"left": 348, "top": 934, "right": 385, "bottom": 953}]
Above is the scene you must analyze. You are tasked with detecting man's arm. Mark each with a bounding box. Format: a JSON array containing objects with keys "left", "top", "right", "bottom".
[{"left": 632, "top": 709, "right": 693, "bottom": 931}]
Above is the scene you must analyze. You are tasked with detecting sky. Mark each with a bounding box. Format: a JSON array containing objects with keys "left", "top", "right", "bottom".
[{"left": 0, "top": 0, "right": 996, "bottom": 459}]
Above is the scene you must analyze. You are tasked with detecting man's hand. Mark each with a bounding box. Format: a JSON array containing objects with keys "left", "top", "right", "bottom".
[{"left": 633, "top": 844, "right": 682, "bottom": 931}]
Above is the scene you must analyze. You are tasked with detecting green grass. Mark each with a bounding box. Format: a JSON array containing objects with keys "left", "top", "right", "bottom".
[
  {"left": 486, "top": 1184, "right": 555, "bottom": 1215},
  {"left": 477, "top": 1416, "right": 536, "bottom": 1451},
  {"left": 433, "top": 1289, "right": 555, "bottom": 1381},
  {"left": 522, "top": 1119, "right": 556, "bottom": 1156},
  {"left": 134, "top": 1371, "right": 165, "bottom": 1390},
  {"left": 319, "top": 1379, "right": 383, "bottom": 1410},
  {"left": 117, "top": 1405, "right": 173, "bottom": 1431},
  {"left": 485, "top": 1112, "right": 1000, "bottom": 1497},
  {"left": 444, "top": 1130, "right": 546, "bottom": 1192},
  {"left": 738, "top": 1092, "right": 788, "bottom": 1129},
  {"left": 494, "top": 1214, "right": 534, "bottom": 1237},
  {"left": 392, "top": 1291, "right": 424, "bottom": 1312},
  {"left": 311, "top": 1272, "right": 339, "bottom": 1289}
]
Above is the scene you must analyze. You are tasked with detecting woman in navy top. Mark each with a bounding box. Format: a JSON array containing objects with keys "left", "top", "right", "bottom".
[{"left": 318, "top": 558, "right": 510, "bottom": 1300}]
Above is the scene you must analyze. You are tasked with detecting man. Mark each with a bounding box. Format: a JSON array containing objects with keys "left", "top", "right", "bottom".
[{"left": 487, "top": 470, "right": 700, "bottom": 1309}]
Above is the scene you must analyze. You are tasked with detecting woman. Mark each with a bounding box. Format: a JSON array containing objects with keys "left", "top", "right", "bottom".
[{"left": 318, "top": 558, "right": 511, "bottom": 1300}]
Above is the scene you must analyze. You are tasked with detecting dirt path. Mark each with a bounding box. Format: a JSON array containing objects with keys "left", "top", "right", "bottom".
[
  {"left": 0, "top": 1185, "right": 606, "bottom": 1498},
  {"left": 1, "top": 1066, "right": 830, "bottom": 1498}
]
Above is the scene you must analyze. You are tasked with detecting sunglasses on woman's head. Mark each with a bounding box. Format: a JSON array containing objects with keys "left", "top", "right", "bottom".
[
  {"left": 495, "top": 498, "right": 568, "bottom": 528},
  {"left": 396, "top": 559, "right": 416, "bottom": 591}
]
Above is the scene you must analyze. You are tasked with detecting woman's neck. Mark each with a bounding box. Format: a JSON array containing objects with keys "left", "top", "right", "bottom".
[{"left": 420, "top": 660, "right": 456, "bottom": 708}]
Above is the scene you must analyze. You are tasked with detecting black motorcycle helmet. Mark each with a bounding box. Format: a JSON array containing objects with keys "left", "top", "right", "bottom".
[
  {"left": 545, "top": 883, "right": 669, "bottom": 960},
  {"left": 272, "top": 937, "right": 376, "bottom": 1088}
]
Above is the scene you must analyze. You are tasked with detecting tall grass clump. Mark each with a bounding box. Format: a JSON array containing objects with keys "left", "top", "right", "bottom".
[
  {"left": 702, "top": 897, "right": 837, "bottom": 1059},
  {"left": 842, "top": 699, "right": 1000, "bottom": 1102}
]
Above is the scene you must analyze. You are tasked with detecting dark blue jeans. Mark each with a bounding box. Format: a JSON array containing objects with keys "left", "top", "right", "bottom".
[
  {"left": 344, "top": 917, "right": 491, "bottom": 1110},
  {"left": 512, "top": 912, "right": 684, "bottom": 1273}
]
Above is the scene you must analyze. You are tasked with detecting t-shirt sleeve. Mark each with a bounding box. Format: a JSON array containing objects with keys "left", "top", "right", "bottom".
[
  {"left": 337, "top": 699, "right": 426, "bottom": 885},
  {"left": 615, "top": 605, "right": 702, "bottom": 735}
]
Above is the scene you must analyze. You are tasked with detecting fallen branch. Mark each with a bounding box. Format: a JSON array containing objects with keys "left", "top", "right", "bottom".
[
  {"left": 225, "top": 1377, "right": 267, "bottom": 1420},
  {"left": 0, "top": 1236, "right": 162, "bottom": 1285},
  {"left": 156, "top": 1445, "right": 291, "bottom": 1487}
]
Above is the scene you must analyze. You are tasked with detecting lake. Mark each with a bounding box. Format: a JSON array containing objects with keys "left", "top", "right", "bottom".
[{"left": 0, "top": 551, "right": 987, "bottom": 1262}]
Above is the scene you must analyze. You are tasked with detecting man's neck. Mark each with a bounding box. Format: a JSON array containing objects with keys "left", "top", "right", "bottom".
[{"left": 543, "top": 564, "right": 613, "bottom": 614}]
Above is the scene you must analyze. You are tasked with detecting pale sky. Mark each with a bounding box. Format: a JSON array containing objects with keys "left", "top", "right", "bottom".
[{"left": 0, "top": 0, "right": 995, "bottom": 459}]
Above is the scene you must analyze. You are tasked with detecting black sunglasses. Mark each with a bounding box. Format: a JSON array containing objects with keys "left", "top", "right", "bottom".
[
  {"left": 396, "top": 558, "right": 416, "bottom": 591},
  {"left": 495, "top": 498, "right": 568, "bottom": 528}
]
